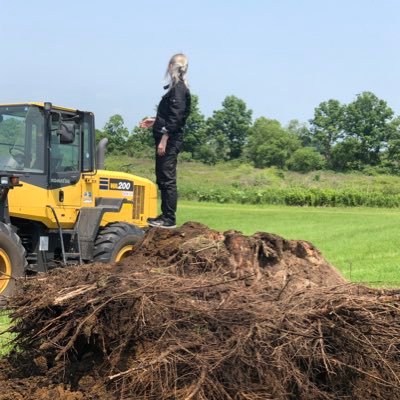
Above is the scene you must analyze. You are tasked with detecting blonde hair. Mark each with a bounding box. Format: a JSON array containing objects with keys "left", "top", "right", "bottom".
[{"left": 166, "top": 53, "right": 189, "bottom": 88}]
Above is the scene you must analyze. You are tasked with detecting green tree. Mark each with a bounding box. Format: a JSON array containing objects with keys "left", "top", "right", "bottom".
[
  {"left": 287, "top": 147, "right": 326, "bottom": 172},
  {"left": 343, "top": 91, "right": 399, "bottom": 166},
  {"left": 95, "top": 128, "right": 106, "bottom": 145},
  {"left": 102, "top": 115, "right": 130, "bottom": 154},
  {"left": 386, "top": 118, "right": 400, "bottom": 172},
  {"left": 126, "top": 125, "right": 154, "bottom": 158},
  {"left": 309, "top": 99, "right": 345, "bottom": 166},
  {"left": 182, "top": 94, "right": 207, "bottom": 157},
  {"left": 287, "top": 119, "right": 312, "bottom": 147},
  {"left": 330, "top": 138, "right": 364, "bottom": 171},
  {"left": 245, "top": 117, "right": 300, "bottom": 168},
  {"left": 194, "top": 144, "right": 219, "bottom": 165},
  {"left": 205, "top": 96, "right": 252, "bottom": 160}
]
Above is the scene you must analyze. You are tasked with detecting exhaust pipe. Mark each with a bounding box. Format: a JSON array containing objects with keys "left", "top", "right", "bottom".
[{"left": 96, "top": 138, "right": 108, "bottom": 169}]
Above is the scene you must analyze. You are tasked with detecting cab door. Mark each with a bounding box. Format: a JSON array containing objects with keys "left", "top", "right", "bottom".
[{"left": 49, "top": 115, "right": 82, "bottom": 207}]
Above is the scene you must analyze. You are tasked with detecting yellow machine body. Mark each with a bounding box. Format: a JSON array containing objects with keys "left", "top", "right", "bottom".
[{"left": 9, "top": 170, "right": 157, "bottom": 229}]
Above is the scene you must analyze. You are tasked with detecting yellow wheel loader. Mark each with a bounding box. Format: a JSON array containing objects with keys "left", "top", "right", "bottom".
[{"left": 0, "top": 102, "right": 157, "bottom": 298}]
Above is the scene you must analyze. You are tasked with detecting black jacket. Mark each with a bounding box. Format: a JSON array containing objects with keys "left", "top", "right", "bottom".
[{"left": 153, "top": 80, "right": 191, "bottom": 139}]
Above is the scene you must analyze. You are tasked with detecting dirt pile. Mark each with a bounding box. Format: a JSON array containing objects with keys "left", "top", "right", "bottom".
[{"left": 1, "top": 222, "right": 400, "bottom": 399}]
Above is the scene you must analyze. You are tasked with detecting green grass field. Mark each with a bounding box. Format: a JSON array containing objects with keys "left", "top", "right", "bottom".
[{"left": 178, "top": 201, "right": 400, "bottom": 286}]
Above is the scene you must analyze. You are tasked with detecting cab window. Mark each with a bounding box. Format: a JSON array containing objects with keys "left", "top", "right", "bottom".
[
  {"left": 50, "top": 114, "right": 80, "bottom": 173},
  {"left": 82, "top": 119, "right": 93, "bottom": 172},
  {"left": 0, "top": 105, "right": 46, "bottom": 173}
]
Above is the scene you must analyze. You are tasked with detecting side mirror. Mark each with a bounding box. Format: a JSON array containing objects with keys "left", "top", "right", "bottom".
[{"left": 59, "top": 122, "right": 76, "bottom": 144}]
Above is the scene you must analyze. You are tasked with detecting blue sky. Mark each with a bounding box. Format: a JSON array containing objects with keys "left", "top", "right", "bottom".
[{"left": 2, "top": 0, "right": 400, "bottom": 130}]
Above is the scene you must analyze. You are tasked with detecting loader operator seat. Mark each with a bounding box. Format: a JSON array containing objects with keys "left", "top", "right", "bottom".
[{"left": 0, "top": 153, "right": 23, "bottom": 170}]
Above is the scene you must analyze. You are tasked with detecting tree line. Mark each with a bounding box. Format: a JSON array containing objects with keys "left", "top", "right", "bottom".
[{"left": 96, "top": 91, "right": 400, "bottom": 174}]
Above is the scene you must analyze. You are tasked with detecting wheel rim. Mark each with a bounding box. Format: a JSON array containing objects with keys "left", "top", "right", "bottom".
[
  {"left": 115, "top": 245, "right": 134, "bottom": 262},
  {"left": 0, "top": 249, "right": 12, "bottom": 293}
]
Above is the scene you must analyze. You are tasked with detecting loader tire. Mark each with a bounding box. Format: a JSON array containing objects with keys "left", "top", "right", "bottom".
[
  {"left": 93, "top": 222, "right": 144, "bottom": 264},
  {"left": 0, "top": 222, "right": 27, "bottom": 299}
]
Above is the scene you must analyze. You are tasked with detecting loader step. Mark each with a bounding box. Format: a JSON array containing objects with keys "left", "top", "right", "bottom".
[{"left": 64, "top": 252, "right": 81, "bottom": 259}]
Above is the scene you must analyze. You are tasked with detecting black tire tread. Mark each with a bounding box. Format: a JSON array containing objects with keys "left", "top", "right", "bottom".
[
  {"left": 0, "top": 221, "right": 28, "bottom": 299},
  {"left": 93, "top": 222, "right": 143, "bottom": 263}
]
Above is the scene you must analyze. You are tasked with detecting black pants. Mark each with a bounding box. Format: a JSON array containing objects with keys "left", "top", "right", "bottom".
[{"left": 155, "top": 136, "right": 183, "bottom": 223}]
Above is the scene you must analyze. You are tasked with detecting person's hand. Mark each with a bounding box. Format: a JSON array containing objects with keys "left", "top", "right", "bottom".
[
  {"left": 157, "top": 134, "right": 169, "bottom": 156},
  {"left": 139, "top": 117, "right": 155, "bottom": 128}
]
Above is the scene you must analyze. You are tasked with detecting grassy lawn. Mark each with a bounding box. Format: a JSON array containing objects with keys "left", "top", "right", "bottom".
[{"left": 178, "top": 201, "right": 400, "bottom": 287}]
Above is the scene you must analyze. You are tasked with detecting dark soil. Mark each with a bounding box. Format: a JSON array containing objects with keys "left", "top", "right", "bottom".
[{"left": 1, "top": 222, "right": 400, "bottom": 399}]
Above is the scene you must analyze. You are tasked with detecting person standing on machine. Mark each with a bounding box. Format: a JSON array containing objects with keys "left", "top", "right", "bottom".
[{"left": 140, "top": 53, "right": 191, "bottom": 229}]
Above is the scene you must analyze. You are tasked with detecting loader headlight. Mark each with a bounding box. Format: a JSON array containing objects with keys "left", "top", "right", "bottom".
[{"left": 0, "top": 177, "right": 8, "bottom": 185}]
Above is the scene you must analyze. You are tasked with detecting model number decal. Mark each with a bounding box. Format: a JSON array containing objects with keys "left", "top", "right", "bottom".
[
  {"left": 118, "top": 182, "right": 131, "bottom": 190},
  {"left": 109, "top": 178, "right": 133, "bottom": 191}
]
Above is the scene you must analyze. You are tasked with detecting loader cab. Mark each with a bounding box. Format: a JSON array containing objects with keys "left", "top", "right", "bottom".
[
  {"left": 46, "top": 104, "right": 96, "bottom": 189},
  {"left": 0, "top": 103, "right": 96, "bottom": 189}
]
